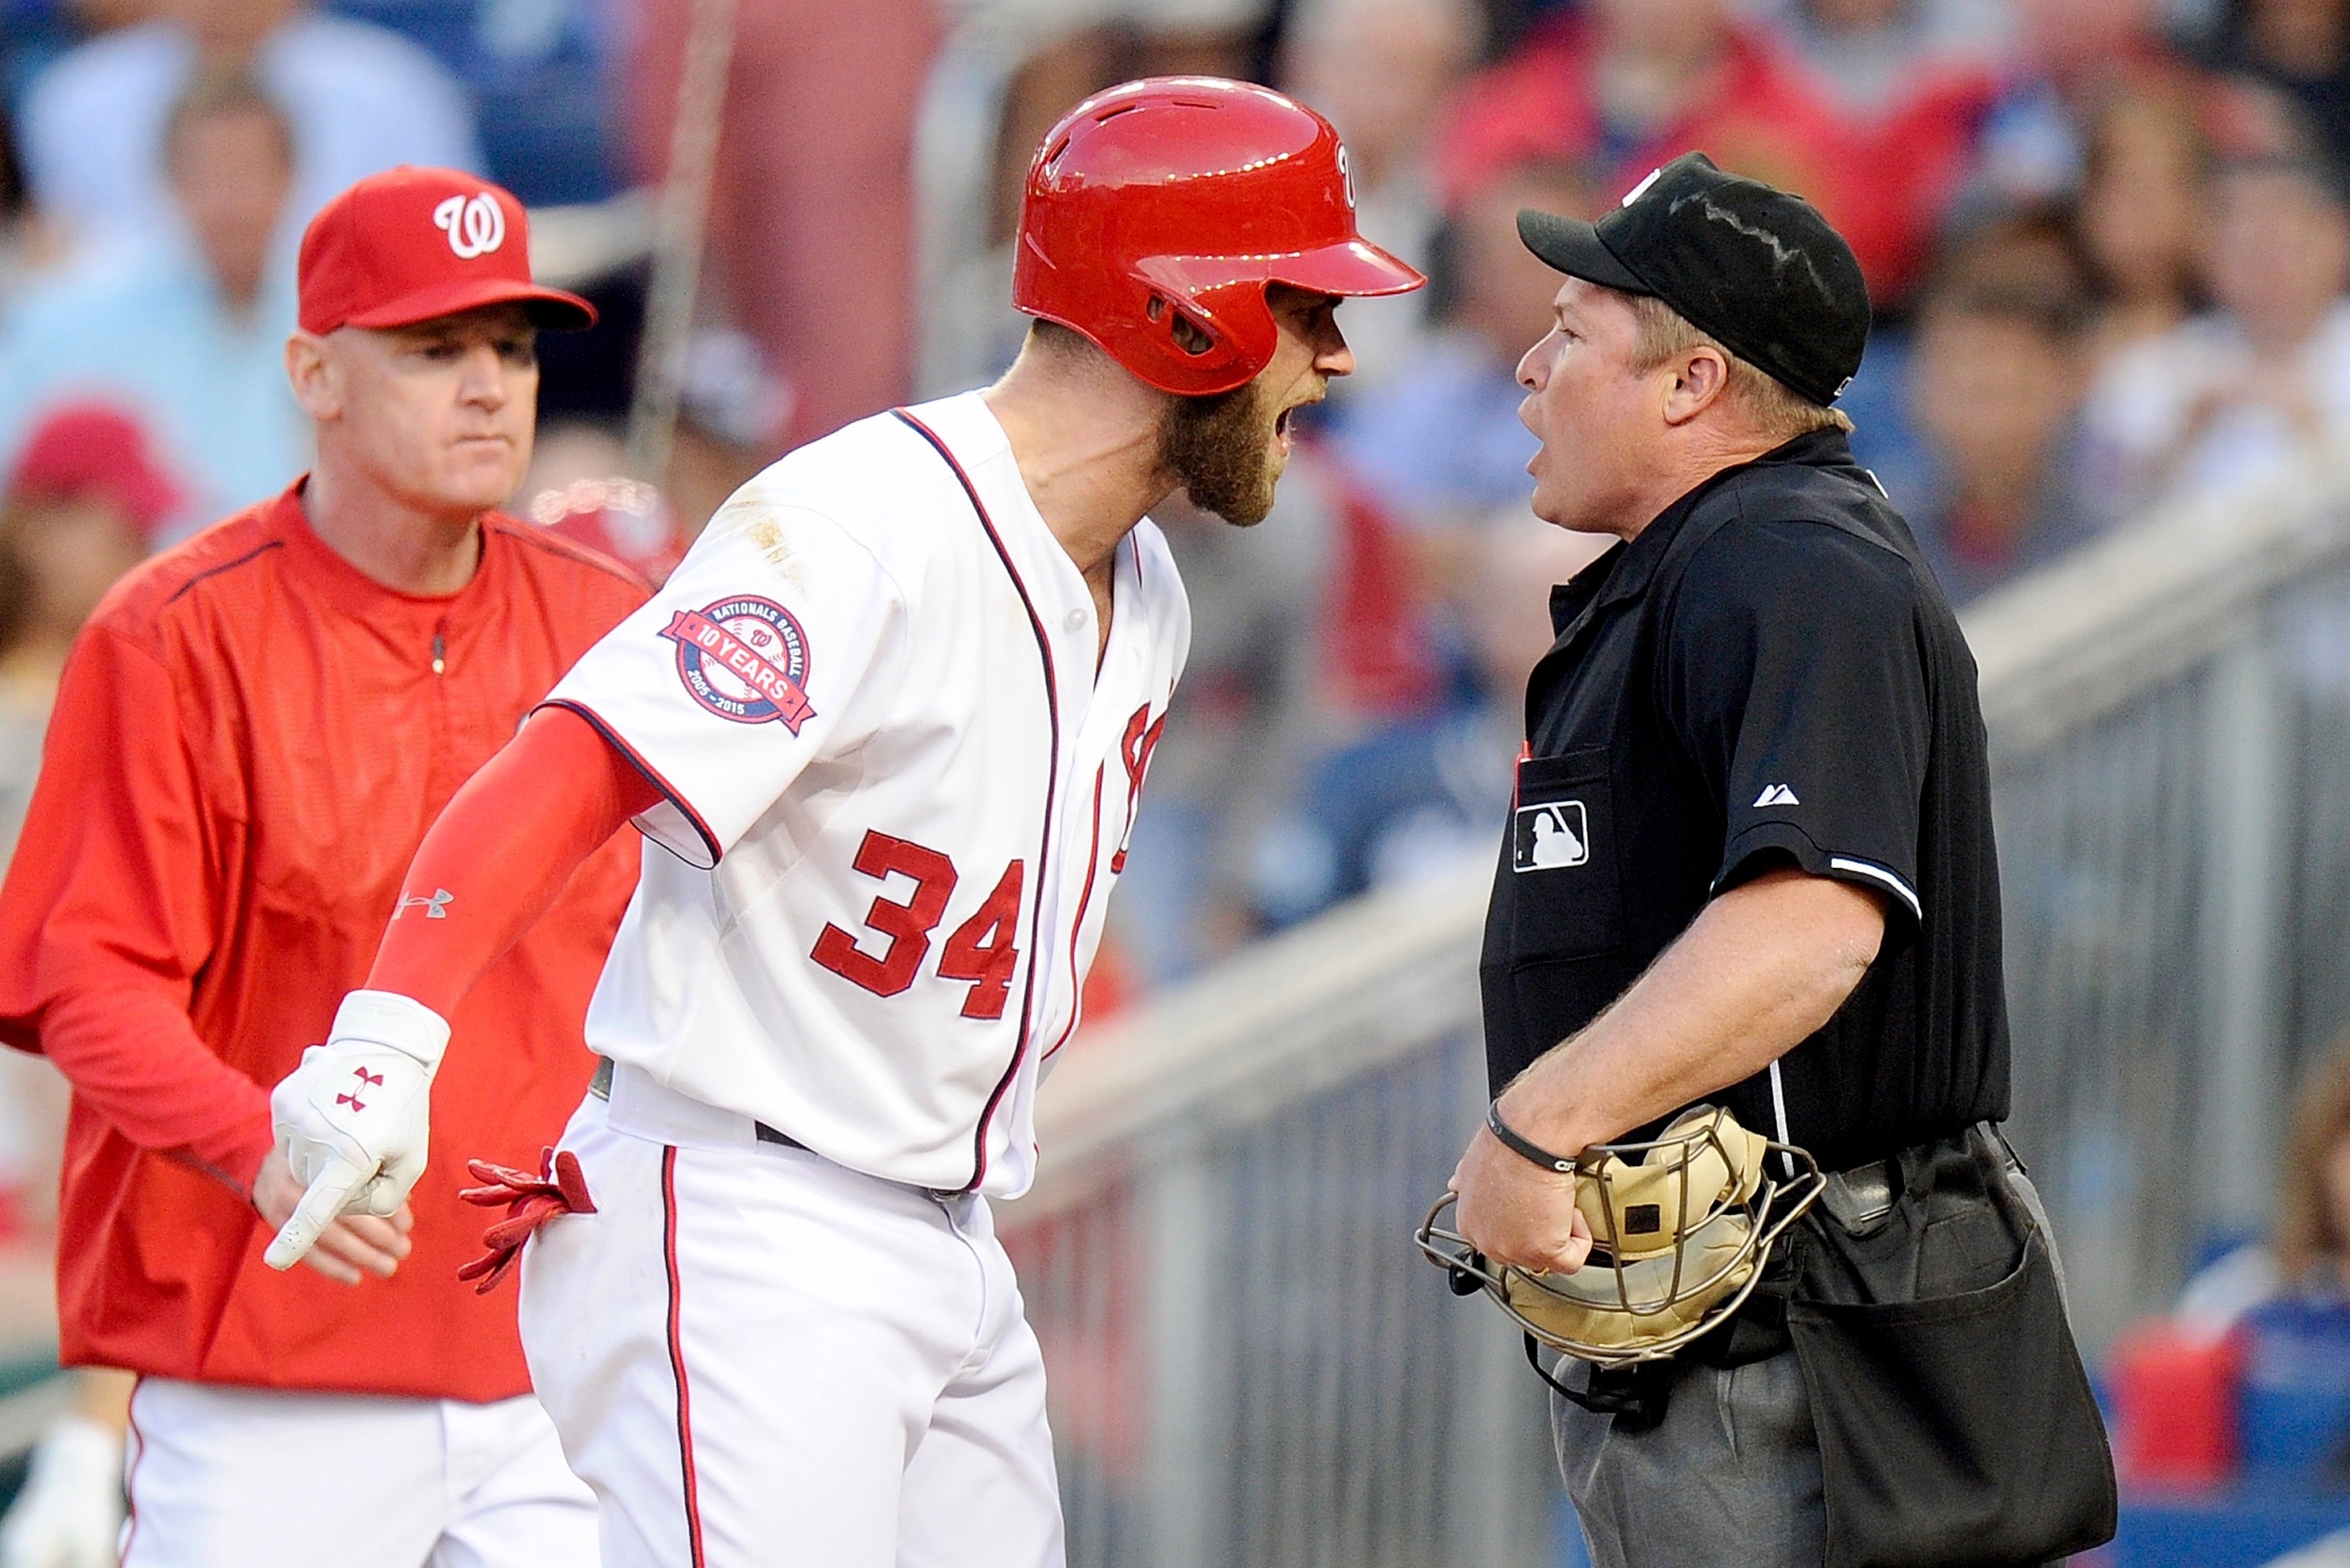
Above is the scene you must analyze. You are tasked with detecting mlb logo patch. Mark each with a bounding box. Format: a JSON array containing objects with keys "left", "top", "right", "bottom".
[{"left": 1512, "top": 801, "right": 1588, "bottom": 872}]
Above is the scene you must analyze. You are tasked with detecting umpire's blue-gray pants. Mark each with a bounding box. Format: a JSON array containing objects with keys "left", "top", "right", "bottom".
[{"left": 1552, "top": 1351, "right": 1824, "bottom": 1568}]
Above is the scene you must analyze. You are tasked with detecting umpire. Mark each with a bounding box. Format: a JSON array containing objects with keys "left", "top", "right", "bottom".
[{"left": 1447, "top": 154, "right": 2115, "bottom": 1568}]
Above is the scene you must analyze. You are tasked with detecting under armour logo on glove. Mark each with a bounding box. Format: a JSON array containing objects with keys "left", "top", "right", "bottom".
[
  {"left": 456, "top": 1147, "right": 598, "bottom": 1294},
  {"left": 334, "top": 1067, "right": 386, "bottom": 1111}
]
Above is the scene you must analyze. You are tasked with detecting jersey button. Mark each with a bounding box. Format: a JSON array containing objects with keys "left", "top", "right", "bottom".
[{"left": 1064, "top": 608, "right": 1088, "bottom": 632}]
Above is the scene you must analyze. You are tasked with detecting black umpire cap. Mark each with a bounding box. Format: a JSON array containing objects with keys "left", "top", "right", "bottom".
[{"left": 1517, "top": 152, "right": 1869, "bottom": 406}]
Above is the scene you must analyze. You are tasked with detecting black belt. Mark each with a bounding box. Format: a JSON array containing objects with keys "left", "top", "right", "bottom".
[
  {"left": 1818, "top": 1122, "right": 2023, "bottom": 1230},
  {"left": 587, "top": 1057, "right": 809, "bottom": 1152}
]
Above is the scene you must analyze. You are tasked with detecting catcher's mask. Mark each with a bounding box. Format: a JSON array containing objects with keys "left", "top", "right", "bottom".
[{"left": 1416, "top": 1105, "right": 1824, "bottom": 1370}]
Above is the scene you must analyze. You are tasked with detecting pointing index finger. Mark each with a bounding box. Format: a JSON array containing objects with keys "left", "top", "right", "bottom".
[{"left": 264, "top": 1160, "right": 368, "bottom": 1272}]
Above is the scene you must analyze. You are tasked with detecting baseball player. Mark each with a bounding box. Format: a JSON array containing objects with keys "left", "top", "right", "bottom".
[
  {"left": 0, "top": 167, "right": 649, "bottom": 1565},
  {"left": 264, "top": 78, "right": 1423, "bottom": 1565}
]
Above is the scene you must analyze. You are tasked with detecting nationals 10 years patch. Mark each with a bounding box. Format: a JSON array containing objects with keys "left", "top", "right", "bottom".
[{"left": 659, "top": 595, "right": 817, "bottom": 730}]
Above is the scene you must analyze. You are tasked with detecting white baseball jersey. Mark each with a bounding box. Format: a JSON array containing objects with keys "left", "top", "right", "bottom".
[{"left": 542, "top": 393, "right": 1190, "bottom": 1198}]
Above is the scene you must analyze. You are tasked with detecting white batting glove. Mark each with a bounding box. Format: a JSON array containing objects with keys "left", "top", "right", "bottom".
[
  {"left": 0, "top": 1414, "right": 124, "bottom": 1568},
  {"left": 264, "top": 990, "right": 447, "bottom": 1272}
]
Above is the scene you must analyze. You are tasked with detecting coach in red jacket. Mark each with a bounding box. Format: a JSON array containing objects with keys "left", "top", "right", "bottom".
[{"left": 0, "top": 167, "right": 646, "bottom": 1565}]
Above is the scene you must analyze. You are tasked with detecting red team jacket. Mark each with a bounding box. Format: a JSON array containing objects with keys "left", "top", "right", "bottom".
[{"left": 0, "top": 485, "right": 646, "bottom": 1401}]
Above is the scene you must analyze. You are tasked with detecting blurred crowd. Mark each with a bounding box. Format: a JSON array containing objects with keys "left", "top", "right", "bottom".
[
  {"left": 2104, "top": 1034, "right": 2350, "bottom": 1527},
  {"left": 0, "top": 0, "right": 2347, "bottom": 1203}
]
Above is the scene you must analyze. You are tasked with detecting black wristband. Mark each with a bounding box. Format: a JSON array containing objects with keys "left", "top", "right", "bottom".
[{"left": 1485, "top": 1100, "right": 1578, "bottom": 1174}]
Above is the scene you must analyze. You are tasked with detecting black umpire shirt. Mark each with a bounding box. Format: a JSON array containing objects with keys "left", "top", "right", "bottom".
[{"left": 1479, "top": 427, "right": 2009, "bottom": 1173}]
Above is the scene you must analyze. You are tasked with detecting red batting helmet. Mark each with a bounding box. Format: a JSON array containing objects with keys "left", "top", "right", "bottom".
[{"left": 1013, "top": 77, "right": 1426, "bottom": 397}]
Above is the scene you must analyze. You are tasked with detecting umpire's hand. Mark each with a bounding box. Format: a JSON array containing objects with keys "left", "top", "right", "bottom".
[{"left": 1449, "top": 1124, "right": 1594, "bottom": 1276}]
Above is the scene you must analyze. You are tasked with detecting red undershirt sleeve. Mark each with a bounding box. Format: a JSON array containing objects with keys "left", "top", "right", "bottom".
[
  {"left": 366, "top": 703, "right": 662, "bottom": 1019},
  {"left": 0, "top": 626, "right": 274, "bottom": 1192},
  {"left": 41, "top": 988, "right": 277, "bottom": 1192}
]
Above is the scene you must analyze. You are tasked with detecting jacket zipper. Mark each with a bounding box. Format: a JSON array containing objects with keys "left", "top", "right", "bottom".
[{"left": 431, "top": 625, "right": 447, "bottom": 676}]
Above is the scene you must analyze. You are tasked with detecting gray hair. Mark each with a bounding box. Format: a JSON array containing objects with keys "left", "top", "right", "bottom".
[{"left": 1623, "top": 292, "right": 1852, "bottom": 440}]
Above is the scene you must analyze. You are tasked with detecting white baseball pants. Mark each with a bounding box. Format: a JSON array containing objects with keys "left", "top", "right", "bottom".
[
  {"left": 518, "top": 1071, "right": 1064, "bottom": 1568},
  {"left": 121, "top": 1378, "right": 594, "bottom": 1566}
]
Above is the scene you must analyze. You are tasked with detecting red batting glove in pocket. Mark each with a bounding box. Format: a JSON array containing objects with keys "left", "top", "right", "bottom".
[{"left": 457, "top": 1147, "right": 597, "bottom": 1294}]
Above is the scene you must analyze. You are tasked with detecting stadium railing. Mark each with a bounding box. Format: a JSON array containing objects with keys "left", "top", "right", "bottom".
[{"left": 1002, "top": 459, "right": 2350, "bottom": 1567}]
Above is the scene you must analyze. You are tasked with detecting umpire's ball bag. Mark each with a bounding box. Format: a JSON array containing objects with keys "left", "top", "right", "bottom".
[{"left": 1784, "top": 1126, "right": 2117, "bottom": 1568}]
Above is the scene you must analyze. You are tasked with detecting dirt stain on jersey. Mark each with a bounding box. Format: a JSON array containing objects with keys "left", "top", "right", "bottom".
[{"left": 741, "top": 516, "right": 804, "bottom": 589}]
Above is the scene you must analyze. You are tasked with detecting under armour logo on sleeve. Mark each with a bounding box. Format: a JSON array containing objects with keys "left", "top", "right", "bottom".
[{"left": 395, "top": 889, "right": 454, "bottom": 919}]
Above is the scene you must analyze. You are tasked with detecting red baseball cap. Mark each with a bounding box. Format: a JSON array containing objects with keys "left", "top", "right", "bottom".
[
  {"left": 8, "top": 401, "right": 186, "bottom": 541},
  {"left": 298, "top": 166, "right": 596, "bottom": 336}
]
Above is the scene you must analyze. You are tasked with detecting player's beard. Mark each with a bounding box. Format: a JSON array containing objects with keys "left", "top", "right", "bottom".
[{"left": 1165, "top": 378, "right": 1280, "bottom": 527}]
